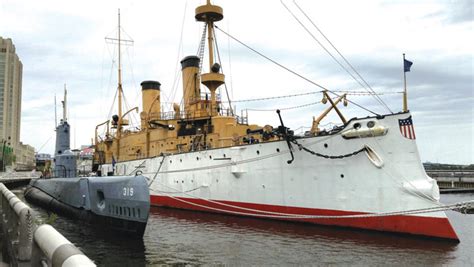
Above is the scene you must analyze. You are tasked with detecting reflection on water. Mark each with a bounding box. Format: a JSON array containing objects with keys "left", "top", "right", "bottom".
[{"left": 18, "top": 188, "right": 474, "bottom": 266}]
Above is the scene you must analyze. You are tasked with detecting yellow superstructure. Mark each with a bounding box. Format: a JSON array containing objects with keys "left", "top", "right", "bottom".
[
  {"left": 93, "top": 1, "right": 349, "bottom": 169},
  {"left": 93, "top": 1, "right": 266, "bottom": 168}
]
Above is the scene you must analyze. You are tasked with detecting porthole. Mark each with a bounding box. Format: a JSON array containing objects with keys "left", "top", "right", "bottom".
[
  {"left": 196, "top": 157, "right": 200, "bottom": 160},
  {"left": 354, "top": 123, "right": 361, "bottom": 130},
  {"left": 276, "top": 148, "right": 280, "bottom": 152},
  {"left": 340, "top": 174, "right": 344, "bottom": 178},
  {"left": 324, "top": 143, "right": 328, "bottom": 148},
  {"left": 367, "top": 121, "right": 375, "bottom": 128},
  {"left": 257, "top": 150, "right": 260, "bottom": 155},
  {"left": 209, "top": 155, "right": 212, "bottom": 159},
  {"left": 223, "top": 154, "right": 226, "bottom": 158},
  {"left": 170, "top": 160, "right": 172, "bottom": 164}
]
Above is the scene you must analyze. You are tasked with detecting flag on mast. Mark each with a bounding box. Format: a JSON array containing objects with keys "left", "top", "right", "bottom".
[{"left": 404, "top": 59, "right": 413, "bottom": 72}]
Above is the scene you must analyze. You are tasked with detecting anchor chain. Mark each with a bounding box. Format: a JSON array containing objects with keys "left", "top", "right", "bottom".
[{"left": 292, "top": 139, "right": 367, "bottom": 159}]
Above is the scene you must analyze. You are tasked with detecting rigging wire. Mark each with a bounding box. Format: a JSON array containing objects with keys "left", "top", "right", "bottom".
[
  {"left": 226, "top": 20, "right": 235, "bottom": 100},
  {"left": 212, "top": 26, "right": 234, "bottom": 115},
  {"left": 125, "top": 47, "right": 140, "bottom": 125},
  {"left": 234, "top": 90, "right": 402, "bottom": 103},
  {"left": 168, "top": 0, "right": 189, "bottom": 111},
  {"left": 214, "top": 25, "right": 379, "bottom": 116},
  {"left": 245, "top": 100, "right": 322, "bottom": 112},
  {"left": 291, "top": 0, "right": 392, "bottom": 114},
  {"left": 197, "top": 23, "right": 208, "bottom": 73},
  {"left": 36, "top": 136, "right": 52, "bottom": 153},
  {"left": 280, "top": 0, "right": 391, "bottom": 114},
  {"left": 107, "top": 87, "right": 119, "bottom": 120}
]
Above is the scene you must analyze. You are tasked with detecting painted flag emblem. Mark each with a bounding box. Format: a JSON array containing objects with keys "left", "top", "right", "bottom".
[{"left": 399, "top": 116, "right": 416, "bottom": 140}]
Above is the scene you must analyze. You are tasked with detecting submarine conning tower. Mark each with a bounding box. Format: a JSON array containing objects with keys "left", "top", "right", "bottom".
[
  {"left": 180, "top": 0, "right": 225, "bottom": 119},
  {"left": 54, "top": 86, "right": 77, "bottom": 177},
  {"left": 140, "top": 80, "right": 161, "bottom": 128}
]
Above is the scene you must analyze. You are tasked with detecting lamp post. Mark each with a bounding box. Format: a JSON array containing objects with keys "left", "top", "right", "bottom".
[
  {"left": 1, "top": 136, "right": 11, "bottom": 172},
  {"left": 1, "top": 139, "right": 6, "bottom": 172}
]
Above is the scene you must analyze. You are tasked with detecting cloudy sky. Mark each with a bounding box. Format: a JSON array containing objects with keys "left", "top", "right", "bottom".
[{"left": 1, "top": 0, "right": 472, "bottom": 164}]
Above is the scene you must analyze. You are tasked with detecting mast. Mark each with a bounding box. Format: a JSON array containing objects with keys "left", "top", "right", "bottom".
[
  {"left": 117, "top": 9, "right": 123, "bottom": 136},
  {"left": 104, "top": 9, "right": 134, "bottom": 161},
  {"left": 195, "top": 0, "right": 225, "bottom": 116},
  {"left": 62, "top": 84, "right": 67, "bottom": 122},
  {"left": 54, "top": 94, "right": 57, "bottom": 127},
  {"left": 206, "top": 0, "right": 215, "bottom": 68},
  {"left": 403, "top": 53, "right": 407, "bottom": 112}
]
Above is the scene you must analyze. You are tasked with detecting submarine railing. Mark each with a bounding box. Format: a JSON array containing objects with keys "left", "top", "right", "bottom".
[{"left": 0, "top": 182, "right": 95, "bottom": 266}]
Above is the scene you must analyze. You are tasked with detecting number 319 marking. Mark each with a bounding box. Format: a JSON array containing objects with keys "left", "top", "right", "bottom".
[{"left": 123, "top": 187, "right": 134, "bottom": 197}]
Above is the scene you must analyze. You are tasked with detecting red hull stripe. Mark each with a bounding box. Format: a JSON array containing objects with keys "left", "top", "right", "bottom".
[{"left": 150, "top": 195, "right": 459, "bottom": 240}]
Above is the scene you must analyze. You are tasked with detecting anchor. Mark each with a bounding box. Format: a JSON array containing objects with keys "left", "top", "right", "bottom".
[{"left": 276, "top": 109, "right": 295, "bottom": 164}]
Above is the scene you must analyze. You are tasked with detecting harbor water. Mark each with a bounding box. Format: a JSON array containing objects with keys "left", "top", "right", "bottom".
[{"left": 16, "top": 188, "right": 474, "bottom": 266}]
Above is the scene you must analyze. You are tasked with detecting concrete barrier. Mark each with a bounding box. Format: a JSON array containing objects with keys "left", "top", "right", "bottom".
[
  {"left": 32, "top": 224, "right": 95, "bottom": 267},
  {"left": 0, "top": 182, "right": 33, "bottom": 261},
  {"left": 0, "top": 182, "right": 95, "bottom": 266}
]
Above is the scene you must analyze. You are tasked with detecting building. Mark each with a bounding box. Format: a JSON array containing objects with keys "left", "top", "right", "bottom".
[
  {"left": 0, "top": 37, "right": 35, "bottom": 171},
  {"left": 0, "top": 37, "right": 22, "bottom": 150},
  {"left": 15, "top": 142, "right": 36, "bottom": 171}
]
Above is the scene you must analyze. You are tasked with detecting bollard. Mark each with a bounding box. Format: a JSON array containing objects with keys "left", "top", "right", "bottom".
[{"left": 33, "top": 224, "right": 96, "bottom": 267}]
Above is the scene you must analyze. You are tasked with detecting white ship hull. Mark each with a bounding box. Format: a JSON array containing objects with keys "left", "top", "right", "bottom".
[{"left": 100, "top": 112, "right": 458, "bottom": 240}]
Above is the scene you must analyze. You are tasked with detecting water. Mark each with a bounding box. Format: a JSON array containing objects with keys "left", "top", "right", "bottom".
[{"left": 17, "top": 189, "right": 474, "bottom": 266}]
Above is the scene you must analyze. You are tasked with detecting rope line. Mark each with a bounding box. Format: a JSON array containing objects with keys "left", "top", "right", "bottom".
[
  {"left": 246, "top": 100, "right": 322, "bottom": 112},
  {"left": 214, "top": 25, "right": 379, "bottom": 116},
  {"left": 281, "top": 0, "right": 392, "bottom": 113},
  {"left": 234, "top": 90, "right": 402, "bottom": 103},
  {"left": 292, "top": 0, "right": 392, "bottom": 113}
]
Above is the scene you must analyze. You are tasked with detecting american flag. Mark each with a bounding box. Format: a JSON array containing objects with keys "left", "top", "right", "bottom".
[{"left": 399, "top": 116, "right": 416, "bottom": 140}]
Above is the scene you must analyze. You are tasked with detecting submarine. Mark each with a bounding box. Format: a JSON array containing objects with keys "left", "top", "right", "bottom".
[{"left": 24, "top": 87, "right": 150, "bottom": 236}]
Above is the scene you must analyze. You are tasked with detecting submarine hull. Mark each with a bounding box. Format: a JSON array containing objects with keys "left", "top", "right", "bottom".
[{"left": 25, "top": 175, "right": 149, "bottom": 237}]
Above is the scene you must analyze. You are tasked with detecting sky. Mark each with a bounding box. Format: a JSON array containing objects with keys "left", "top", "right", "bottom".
[{"left": 0, "top": 0, "right": 472, "bottom": 164}]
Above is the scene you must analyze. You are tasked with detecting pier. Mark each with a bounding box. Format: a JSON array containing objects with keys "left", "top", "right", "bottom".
[
  {"left": 427, "top": 170, "right": 474, "bottom": 193},
  {"left": 0, "top": 171, "right": 39, "bottom": 189},
  {"left": 0, "top": 182, "right": 95, "bottom": 266}
]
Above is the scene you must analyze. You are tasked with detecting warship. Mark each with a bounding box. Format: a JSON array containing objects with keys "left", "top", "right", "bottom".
[
  {"left": 25, "top": 88, "right": 150, "bottom": 236},
  {"left": 91, "top": 1, "right": 470, "bottom": 240}
]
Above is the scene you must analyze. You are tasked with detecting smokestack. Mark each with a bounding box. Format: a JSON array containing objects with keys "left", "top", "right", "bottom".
[
  {"left": 140, "top": 80, "right": 161, "bottom": 127},
  {"left": 180, "top": 56, "right": 200, "bottom": 116}
]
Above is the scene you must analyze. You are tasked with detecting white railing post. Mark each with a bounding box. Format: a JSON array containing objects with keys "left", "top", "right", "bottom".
[{"left": 32, "top": 224, "right": 96, "bottom": 267}]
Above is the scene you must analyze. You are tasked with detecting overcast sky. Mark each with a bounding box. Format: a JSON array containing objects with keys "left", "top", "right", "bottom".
[{"left": 1, "top": 0, "right": 472, "bottom": 164}]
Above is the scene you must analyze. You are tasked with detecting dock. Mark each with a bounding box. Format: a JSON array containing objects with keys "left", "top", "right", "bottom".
[
  {"left": 426, "top": 170, "right": 474, "bottom": 193},
  {"left": 0, "top": 171, "right": 39, "bottom": 188}
]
